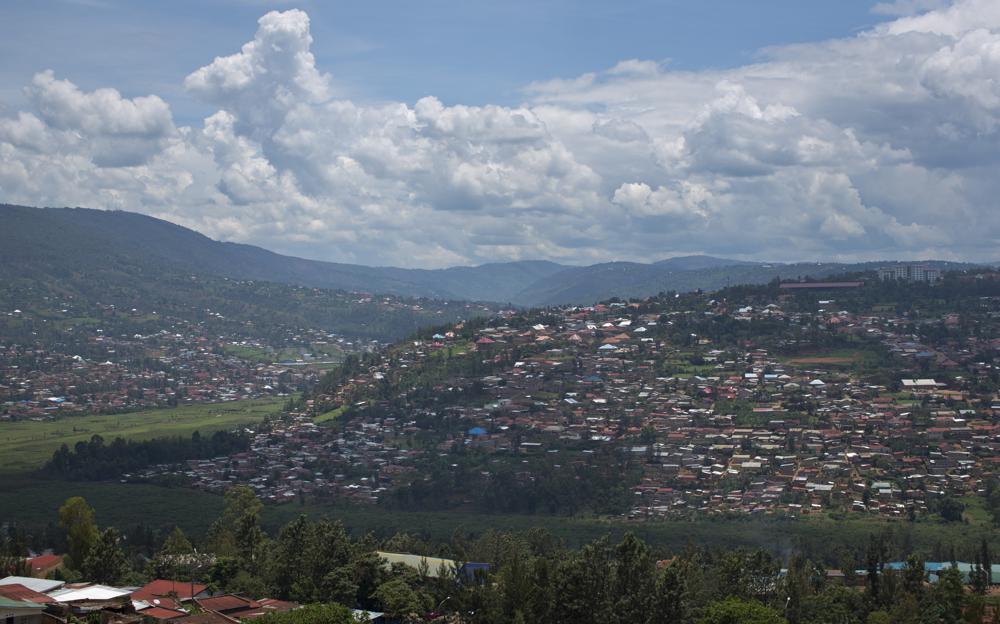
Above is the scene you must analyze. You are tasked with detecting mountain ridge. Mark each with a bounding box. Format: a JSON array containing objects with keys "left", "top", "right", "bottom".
[{"left": 1, "top": 204, "right": 987, "bottom": 306}]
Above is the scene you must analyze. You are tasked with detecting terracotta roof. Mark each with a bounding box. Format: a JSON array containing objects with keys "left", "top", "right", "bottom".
[
  {"left": 28, "top": 554, "right": 63, "bottom": 575},
  {"left": 172, "top": 612, "right": 240, "bottom": 624},
  {"left": 0, "top": 584, "right": 56, "bottom": 604},
  {"left": 224, "top": 600, "right": 299, "bottom": 620},
  {"left": 139, "top": 606, "right": 189, "bottom": 620},
  {"left": 133, "top": 580, "right": 207, "bottom": 602},
  {"left": 196, "top": 595, "right": 256, "bottom": 613}
]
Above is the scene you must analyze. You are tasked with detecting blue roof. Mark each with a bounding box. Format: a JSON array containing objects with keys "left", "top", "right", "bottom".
[
  {"left": 878, "top": 562, "right": 1000, "bottom": 584},
  {"left": 468, "top": 427, "right": 487, "bottom": 436}
]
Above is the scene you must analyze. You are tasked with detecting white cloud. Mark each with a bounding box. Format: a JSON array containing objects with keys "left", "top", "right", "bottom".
[
  {"left": 872, "top": 0, "right": 949, "bottom": 17},
  {"left": 184, "top": 9, "right": 331, "bottom": 135},
  {"left": 1, "top": 1, "right": 1000, "bottom": 267}
]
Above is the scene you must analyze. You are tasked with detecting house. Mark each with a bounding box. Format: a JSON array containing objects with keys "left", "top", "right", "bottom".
[
  {"left": 132, "top": 579, "right": 209, "bottom": 604},
  {"left": 0, "top": 584, "right": 57, "bottom": 607},
  {"left": 172, "top": 612, "right": 241, "bottom": 624},
  {"left": 192, "top": 594, "right": 298, "bottom": 621},
  {"left": 0, "top": 596, "right": 46, "bottom": 624},
  {"left": 26, "top": 555, "right": 63, "bottom": 579},
  {"left": 377, "top": 552, "right": 456, "bottom": 579},
  {"left": 0, "top": 578, "right": 64, "bottom": 594},
  {"left": 376, "top": 552, "right": 491, "bottom": 582}
]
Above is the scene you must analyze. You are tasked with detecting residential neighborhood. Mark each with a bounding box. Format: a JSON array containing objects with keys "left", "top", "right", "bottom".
[{"left": 115, "top": 277, "right": 1000, "bottom": 522}]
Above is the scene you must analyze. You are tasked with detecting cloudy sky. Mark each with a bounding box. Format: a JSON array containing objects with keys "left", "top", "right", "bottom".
[{"left": 1, "top": 0, "right": 997, "bottom": 268}]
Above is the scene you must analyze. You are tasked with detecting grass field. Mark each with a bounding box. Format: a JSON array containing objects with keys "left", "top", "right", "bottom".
[
  {"left": 0, "top": 398, "right": 286, "bottom": 474},
  {"left": 781, "top": 348, "right": 880, "bottom": 368},
  {"left": 315, "top": 405, "right": 347, "bottom": 423}
]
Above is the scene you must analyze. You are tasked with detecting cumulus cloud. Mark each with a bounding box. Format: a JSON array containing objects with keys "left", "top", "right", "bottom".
[
  {"left": 1, "top": 1, "right": 1000, "bottom": 267},
  {"left": 185, "top": 9, "right": 331, "bottom": 136},
  {"left": 22, "top": 70, "right": 175, "bottom": 167}
]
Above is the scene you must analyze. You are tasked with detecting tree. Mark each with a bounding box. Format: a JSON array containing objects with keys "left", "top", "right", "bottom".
[
  {"left": 650, "top": 562, "right": 686, "bottom": 624},
  {"left": 321, "top": 566, "right": 360, "bottom": 607},
  {"left": 373, "top": 578, "right": 425, "bottom": 622},
  {"left": 160, "top": 526, "right": 193, "bottom": 555},
  {"left": 901, "top": 555, "right": 926, "bottom": 598},
  {"left": 699, "top": 597, "right": 786, "bottom": 624},
  {"left": 261, "top": 515, "right": 356, "bottom": 603},
  {"left": 254, "top": 603, "right": 356, "bottom": 624},
  {"left": 866, "top": 611, "right": 890, "bottom": 624},
  {"left": 610, "top": 533, "right": 655, "bottom": 624},
  {"left": 928, "top": 567, "right": 966, "bottom": 624},
  {"left": 82, "top": 528, "right": 129, "bottom": 584},
  {"left": 234, "top": 509, "right": 266, "bottom": 574},
  {"left": 551, "top": 537, "right": 612, "bottom": 624},
  {"left": 938, "top": 497, "right": 965, "bottom": 523},
  {"left": 206, "top": 485, "right": 263, "bottom": 557},
  {"left": 972, "top": 538, "right": 991, "bottom": 596},
  {"left": 58, "top": 496, "right": 98, "bottom": 570}
]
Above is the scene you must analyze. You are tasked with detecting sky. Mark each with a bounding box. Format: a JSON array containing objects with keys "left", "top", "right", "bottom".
[{"left": 1, "top": 0, "right": 997, "bottom": 268}]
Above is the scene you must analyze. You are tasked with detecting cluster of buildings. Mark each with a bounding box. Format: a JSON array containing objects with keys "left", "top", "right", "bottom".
[
  {"left": 290, "top": 292, "right": 998, "bottom": 520},
  {"left": 0, "top": 326, "right": 340, "bottom": 420},
  {"left": 126, "top": 410, "right": 417, "bottom": 505},
  {"left": 0, "top": 573, "right": 305, "bottom": 624},
  {"left": 28, "top": 278, "right": 998, "bottom": 523},
  {"left": 0, "top": 550, "right": 488, "bottom": 624}
]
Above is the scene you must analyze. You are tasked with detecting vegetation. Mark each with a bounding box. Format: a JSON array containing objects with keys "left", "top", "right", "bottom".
[
  {"left": 0, "top": 204, "right": 497, "bottom": 341},
  {"left": 7, "top": 489, "right": 993, "bottom": 624},
  {"left": 0, "top": 398, "right": 284, "bottom": 473},
  {"left": 42, "top": 429, "right": 251, "bottom": 481}
]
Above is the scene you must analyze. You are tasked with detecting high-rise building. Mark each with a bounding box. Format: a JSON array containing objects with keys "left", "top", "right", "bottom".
[{"left": 878, "top": 264, "right": 941, "bottom": 282}]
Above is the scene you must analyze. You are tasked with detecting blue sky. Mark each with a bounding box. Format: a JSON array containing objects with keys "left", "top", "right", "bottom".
[
  {"left": 4, "top": 0, "right": 888, "bottom": 124},
  {"left": 1, "top": 0, "right": 997, "bottom": 268}
]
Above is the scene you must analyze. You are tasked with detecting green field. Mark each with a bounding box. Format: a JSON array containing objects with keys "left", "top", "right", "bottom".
[
  {"left": 779, "top": 347, "right": 882, "bottom": 369},
  {"left": 315, "top": 405, "right": 348, "bottom": 423},
  {"left": 0, "top": 398, "right": 286, "bottom": 474}
]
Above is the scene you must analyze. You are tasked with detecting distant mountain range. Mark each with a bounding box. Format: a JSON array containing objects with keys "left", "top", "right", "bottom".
[{"left": 1, "top": 204, "right": 988, "bottom": 306}]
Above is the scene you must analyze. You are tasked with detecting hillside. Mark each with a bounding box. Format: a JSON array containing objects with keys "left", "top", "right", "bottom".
[
  {"left": 1, "top": 205, "right": 987, "bottom": 306},
  {"left": 0, "top": 205, "right": 498, "bottom": 344},
  {"left": 0, "top": 204, "right": 565, "bottom": 302}
]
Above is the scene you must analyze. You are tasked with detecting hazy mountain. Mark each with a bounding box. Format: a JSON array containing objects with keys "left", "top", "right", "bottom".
[
  {"left": 1, "top": 205, "right": 985, "bottom": 307},
  {"left": 0, "top": 205, "right": 564, "bottom": 301}
]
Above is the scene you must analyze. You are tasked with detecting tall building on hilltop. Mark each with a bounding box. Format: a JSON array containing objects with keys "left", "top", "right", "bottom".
[{"left": 878, "top": 264, "right": 941, "bottom": 282}]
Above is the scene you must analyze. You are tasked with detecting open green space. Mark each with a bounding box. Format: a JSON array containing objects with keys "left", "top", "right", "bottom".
[
  {"left": 222, "top": 343, "right": 274, "bottom": 363},
  {"left": 0, "top": 398, "right": 286, "bottom": 474},
  {"left": 780, "top": 347, "right": 879, "bottom": 365},
  {"left": 314, "top": 405, "right": 348, "bottom": 423}
]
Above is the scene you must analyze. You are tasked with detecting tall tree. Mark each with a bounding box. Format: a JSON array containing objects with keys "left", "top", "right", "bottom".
[
  {"left": 82, "top": 528, "right": 129, "bottom": 585},
  {"left": 58, "top": 496, "right": 98, "bottom": 570},
  {"left": 699, "top": 597, "right": 786, "bottom": 624},
  {"left": 206, "top": 485, "right": 264, "bottom": 562},
  {"left": 610, "top": 533, "right": 656, "bottom": 624},
  {"left": 650, "top": 562, "right": 686, "bottom": 624},
  {"left": 928, "top": 567, "right": 966, "bottom": 624}
]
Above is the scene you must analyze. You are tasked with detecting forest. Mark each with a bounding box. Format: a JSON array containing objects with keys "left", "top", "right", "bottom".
[{"left": 41, "top": 430, "right": 251, "bottom": 481}]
